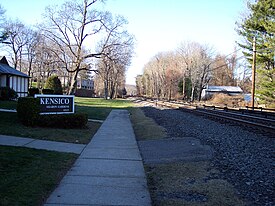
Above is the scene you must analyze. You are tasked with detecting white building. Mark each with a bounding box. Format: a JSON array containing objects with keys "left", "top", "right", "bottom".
[
  {"left": 77, "top": 78, "right": 94, "bottom": 90},
  {"left": 201, "top": 85, "right": 243, "bottom": 100},
  {"left": 0, "top": 56, "right": 30, "bottom": 97}
]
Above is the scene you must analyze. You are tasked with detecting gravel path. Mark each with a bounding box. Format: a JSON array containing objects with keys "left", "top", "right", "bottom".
[{"left": 142, "top": 107, "right": 275, "bottom": 206}]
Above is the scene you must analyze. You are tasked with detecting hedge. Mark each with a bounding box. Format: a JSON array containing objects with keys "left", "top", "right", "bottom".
[
  {"left": 17, "top": 97, "right": 40, "bottom": 126},
  {"left": 42, "top": 89, "right": 54, "bottom": 94},
  {"left": 38, "top": 113, "right": 88, "bottom": 129},
  {"left": 17, "top": 97, "right": 88, "bottom": 128},
  {"left": 28, "top": 87, "right": 40, "bottom": 97},
  {"left": 0, "top": 87, "right": 18, "bottom": 100}
]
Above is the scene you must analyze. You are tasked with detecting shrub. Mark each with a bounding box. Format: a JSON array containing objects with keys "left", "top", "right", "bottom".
[
  {"left": 0, "top": 87, "right": 18, "bottom": 100},
  {"left": 44, "top": 75, "right": 63, "bottom": 94},
  {"left": 38, "top": 113, "right": 88, "bottom": 129},
  {"left": 28, "top": 87, "right": 40, "bottom": 97},
  {"left": 17, "top": 97, "right": 40, "bottom": 126},
  {"left": 42, "top": 88, "right": 54, "bottom": 94}
]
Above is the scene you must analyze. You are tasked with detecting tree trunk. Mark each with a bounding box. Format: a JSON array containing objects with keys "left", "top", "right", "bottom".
[
  {"left": 191, "top": 86, "right": 196, "bottom": 102},
  {"left": 114, "top": 83, "right": 118, "bottom": 99},
  {"left": 110, "top": 87, "right": 115, "bottom": 99},
  {"left": 68, "top": 71, "right": 78, "bottom": 95},
  {"left": 104, "top": 80, "right": 109, "bottom": 99},
  {"left": 182, "top": 76, "right": 185, "bottom": 100}
]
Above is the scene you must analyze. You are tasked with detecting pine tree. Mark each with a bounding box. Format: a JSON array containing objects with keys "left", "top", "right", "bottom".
[{"left": 237, "top": 0, "right": 275, "bottom": 106}]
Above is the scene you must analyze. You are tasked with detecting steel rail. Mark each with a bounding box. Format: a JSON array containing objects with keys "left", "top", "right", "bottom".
[
  {"left": 193, "top": 109, "right": 275, "bottom": 132},
  {"left": 196, "top": 107, "right": 275, "bottom": 125}
]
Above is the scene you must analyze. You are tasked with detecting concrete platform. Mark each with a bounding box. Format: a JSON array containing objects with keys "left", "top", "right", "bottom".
[
  {"left": 138, "top": 137, "right": 213, "bottom": 164},
  {"left": 44, "top": 109, "right": 151, "bottom": 206},
  {"left": 80, "top": 147, "right": 142, "bottom": 160},
  {"left": 45, "top": 183, "right": 149, "bottom": 206},
  {"left": 0, "top": 135, "right": 85, "bottom": 154}
]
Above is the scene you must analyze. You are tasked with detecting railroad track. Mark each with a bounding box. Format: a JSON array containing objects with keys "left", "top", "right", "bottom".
[
  {"left": 194, "top": 107, "right": 275, "bottom": 132},
  {"left": 133, "top": 98, "right": 275, "bottom": 134}
]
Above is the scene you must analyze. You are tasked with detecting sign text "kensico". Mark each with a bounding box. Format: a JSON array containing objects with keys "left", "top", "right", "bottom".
[{"left": 40, "top": 97, "right": 70, "bottom": 105}]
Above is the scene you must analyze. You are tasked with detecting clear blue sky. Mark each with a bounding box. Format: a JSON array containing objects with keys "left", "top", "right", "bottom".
[{"left": 1, "top": 0, "right": 245, "bottom": 85}]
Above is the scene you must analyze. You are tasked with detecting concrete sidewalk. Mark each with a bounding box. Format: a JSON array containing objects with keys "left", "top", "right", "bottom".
[
  {"left": 44, "top": 109, "right": 151, "bottom": 206},
  {"left": 0, "top": 135, "right": 85, "bottom": 154}
]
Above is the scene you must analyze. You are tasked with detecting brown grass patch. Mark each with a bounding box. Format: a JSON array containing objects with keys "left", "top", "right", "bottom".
[
  {"left": 207, "top": 93, "right": 246, "bottom": 107},
  {"left": 145, "top": 161, "right": 245, "bottom": 206}
]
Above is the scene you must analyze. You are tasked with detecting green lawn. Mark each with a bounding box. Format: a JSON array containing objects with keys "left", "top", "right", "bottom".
[
  {"left": 0, "top": 146, "right": 77, "bottom": 206},
  {"left": 75, "top": 97, "right": 133, "bottom": 120}
]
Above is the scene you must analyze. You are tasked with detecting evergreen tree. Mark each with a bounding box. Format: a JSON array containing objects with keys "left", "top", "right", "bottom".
[
  {"left": 178, "top": 78, "right": 192, "bottom": 100},
  {"left": 237, "top": 0, "right": 275, "bottom": 106},
  {"left": 44, "top": 75, "right": 63, "bottom": 94}
]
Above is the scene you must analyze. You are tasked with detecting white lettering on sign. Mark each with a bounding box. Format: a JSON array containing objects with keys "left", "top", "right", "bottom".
[
  {"left": 34, "top": 94, "right": 75, "bottom": 114},
  {"left": 40, "top": 98, "right": 70, "bottom": 105}
]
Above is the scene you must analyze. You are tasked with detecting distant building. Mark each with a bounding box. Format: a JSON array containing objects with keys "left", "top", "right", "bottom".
[
  {"left": 77, "top": 78, "right": 94, "bottom": 90},
  {"left": 201, "top": 85, "right": 243, "bottom": 100},
  {"left": 75, "top": 77, "right": 94, "bottom": 97},
  {"left": 0, "top": 56, "right": 30, "bottom": 97}
]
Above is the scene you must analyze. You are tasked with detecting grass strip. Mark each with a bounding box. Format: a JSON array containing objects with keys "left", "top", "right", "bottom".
[
  {"left": 129, "top": 107, "right": 167, "bottom": 140},
  {"left": 0, "top": 146, "right": 77, "bottom": 206}
]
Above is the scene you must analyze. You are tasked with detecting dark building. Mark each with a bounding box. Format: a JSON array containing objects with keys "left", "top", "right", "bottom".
[{"left": 0, "top": 56, "right": 30, "bottom": 97}]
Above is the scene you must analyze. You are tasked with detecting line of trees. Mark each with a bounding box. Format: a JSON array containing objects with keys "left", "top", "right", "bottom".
[
  {"left": 136, "top": 41, "right": 243, "bottom": 101},
  {"left": 0, "top": 0, "right": 134, "bottom": 98}
]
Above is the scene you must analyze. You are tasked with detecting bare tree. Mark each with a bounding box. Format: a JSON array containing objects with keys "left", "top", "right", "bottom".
[
  {"left": 95, "top": 31, "right": 134, "bottom": 99},
  {"left": 209, "top": 52, "right": 237, "bottom": 86},
  {"left": 3, "top": 20, "right": 32, "bottom": 71},
  {"left": 31, "top": 35, "right": 64, "bottom": 88},
  {"left": 178, "top": 42, "right": 212, "bottom": 101},
  {"left": 139, "top": 51, "right": 183, "bottom": 100},
  {"left": 41, "top": 0, "right": 131, "bottom": 94}
]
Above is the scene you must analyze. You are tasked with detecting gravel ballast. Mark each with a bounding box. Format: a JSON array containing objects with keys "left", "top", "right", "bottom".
[{"left": 141, "top": 107, "right": 275, "bottom": 206}]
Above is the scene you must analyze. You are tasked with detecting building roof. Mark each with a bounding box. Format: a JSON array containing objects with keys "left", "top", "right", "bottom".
[
  {"left": 204, "top": 86, "right": 243, "bottom": 93},
  {"left": 0, "top": 56, "right": 30, "bottom": 78}
]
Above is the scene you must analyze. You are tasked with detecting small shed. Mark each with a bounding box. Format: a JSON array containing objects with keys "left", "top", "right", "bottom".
[
  {"left": 0, "top": 56, "right": 30, "bottom": 97},
  {"left": 201, "top": 85, "right": 243, "bottom": 100}
]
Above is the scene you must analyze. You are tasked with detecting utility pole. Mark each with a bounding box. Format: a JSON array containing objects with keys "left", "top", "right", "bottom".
[{"left": 251, "top": 37, "right": 256, "bottom": 108}]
